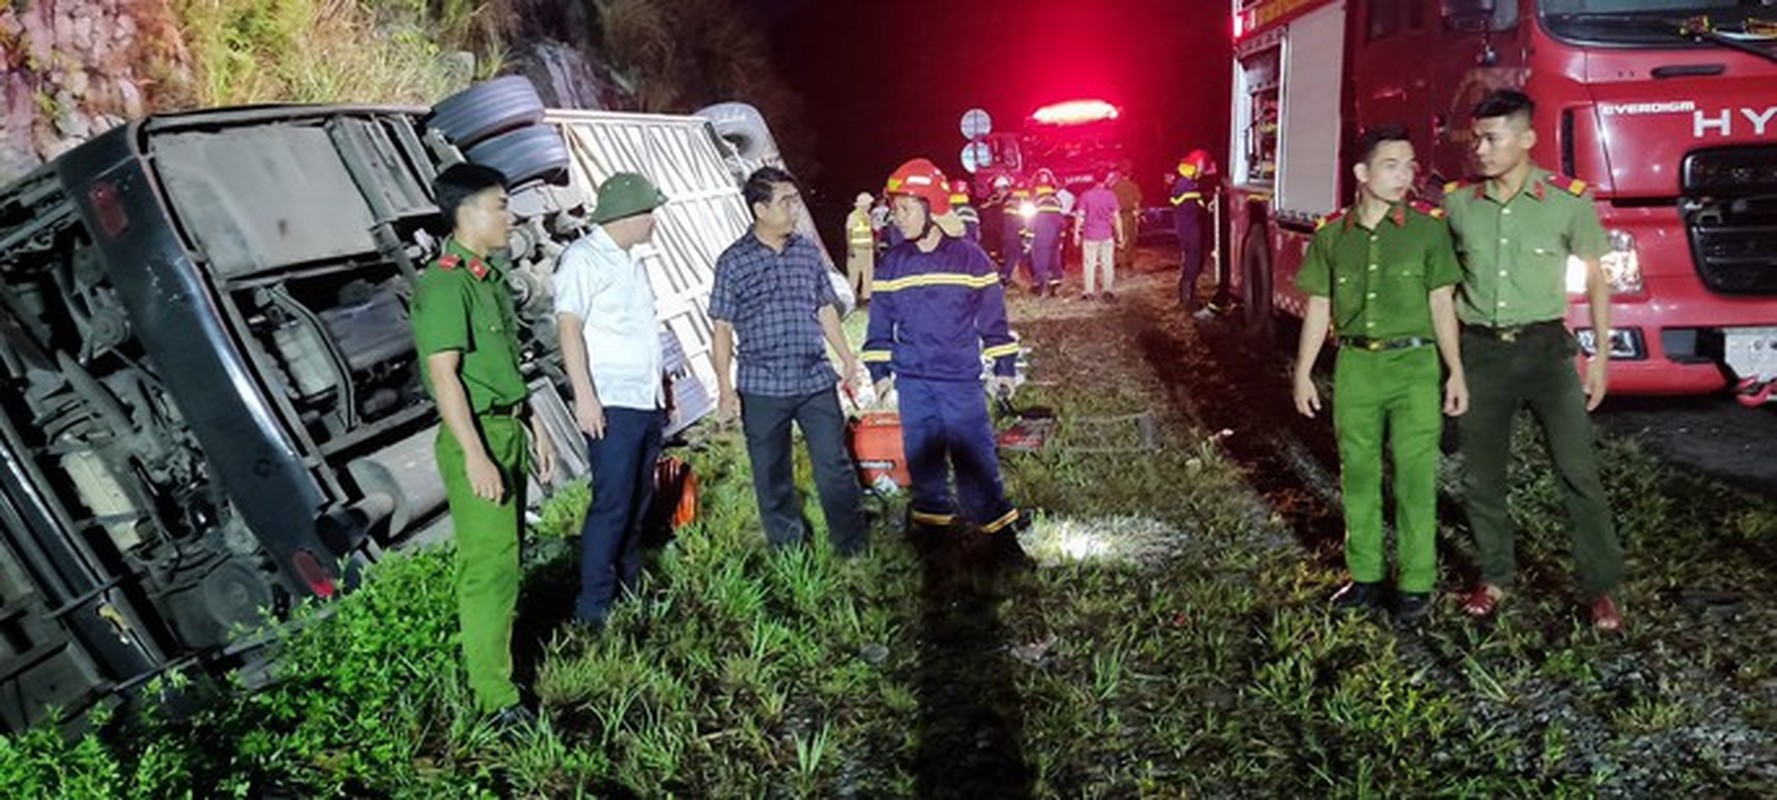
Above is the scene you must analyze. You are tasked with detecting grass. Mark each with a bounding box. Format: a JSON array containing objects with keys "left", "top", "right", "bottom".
[
  {"left": 167, "top": 0, "right": 504, "bottom": 110},
  {"left": 3, "top": 253, "right": 1776, "bottom": 795}
]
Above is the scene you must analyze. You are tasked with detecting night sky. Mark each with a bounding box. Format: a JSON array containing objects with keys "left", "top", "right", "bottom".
[{"left": 754, "top": 0, "right": 1232, "bottom": 215}]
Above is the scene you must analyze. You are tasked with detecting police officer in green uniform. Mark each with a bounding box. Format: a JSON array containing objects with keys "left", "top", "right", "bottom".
[
  {"left": 411, "top": 164, "right": 557, "bottom": 726},
  {"left": 1293, "top": 124, "right": 1468, "bottom": 626},
  {"left": 1442, "top": 89, "right": 1625, "bottom": 632}
]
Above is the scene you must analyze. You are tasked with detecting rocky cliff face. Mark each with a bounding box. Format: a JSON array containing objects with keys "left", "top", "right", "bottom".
[
  {"left": 0, "top": 0, "right": 805, "bottom": 187},
  {"left": 1, "top": 0, "right": 193, "bottom": 182}
]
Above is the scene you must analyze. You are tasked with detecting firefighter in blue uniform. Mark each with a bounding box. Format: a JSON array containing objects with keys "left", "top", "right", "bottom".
[
  {"left": 1030, "top": 168, "right": 1066, "bottom": 297},
  {"left": 950, "top": 179, "right": 981, "bottom": 243},
  {"left": 864, "top": 157, "right": 1032, "bottom": 565},
  {"left": 998, "top": 176, "right": 1031, "bottom": 286},
  {"left": 1171, "top": 151, "right": 1211, "bottom": 311}
]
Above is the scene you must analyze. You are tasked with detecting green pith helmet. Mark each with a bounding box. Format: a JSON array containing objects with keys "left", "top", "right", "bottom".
[{"left": 590, "top": 172, "right": 668, "bottom": 223}]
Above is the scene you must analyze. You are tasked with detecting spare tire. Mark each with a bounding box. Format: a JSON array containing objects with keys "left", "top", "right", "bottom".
[
  {"left": 466, "top": 125, "right": 571, "bottom": 188},
  {"left": 428, "top": 76, "right": 546, "bottom": 149}
]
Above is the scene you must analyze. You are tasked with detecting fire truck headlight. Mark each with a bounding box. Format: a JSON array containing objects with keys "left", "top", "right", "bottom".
[
  {"left": 1564, "top": 231, "right": 1643, "bottom": 296},
  {"left": 1018, "top": 201, "right": 1037, "bottom": 220},
  {"left": 1602, "top": 230, "right": 1644, "bottom": 295}
]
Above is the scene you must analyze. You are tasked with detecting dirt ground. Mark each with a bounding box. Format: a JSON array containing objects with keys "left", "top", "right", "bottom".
[{"left": 1600, "top": 396, "right": 1777, "bottom": 500}]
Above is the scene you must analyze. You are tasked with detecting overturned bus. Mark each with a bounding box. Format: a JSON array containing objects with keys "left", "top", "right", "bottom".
[{"left": 0, "top": 78, "right": 836, "bottom": 731}]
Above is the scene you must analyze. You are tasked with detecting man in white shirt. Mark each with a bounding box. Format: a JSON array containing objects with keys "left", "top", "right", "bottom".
[{"left": 553, "top": 172, "right": 669, "bottom": 629}]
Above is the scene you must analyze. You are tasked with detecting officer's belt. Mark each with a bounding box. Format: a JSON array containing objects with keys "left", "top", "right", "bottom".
[
  {"left": 480, "top": 400, "right": 527, "bottom": 419},
  {"left": 1461, "top": 319, "right": 1564, "bottom": 343},
  {"left": 1335, "top": 335, "right": 1432, "bottom": 352}
]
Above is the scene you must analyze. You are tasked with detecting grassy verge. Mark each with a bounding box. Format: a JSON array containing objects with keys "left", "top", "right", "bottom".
[
  {"left": 3, "top": 256, "right": 1775, "bottom": 796},
  {"left": 995, "top": 267, "right": 1777, "bottom": 795}
]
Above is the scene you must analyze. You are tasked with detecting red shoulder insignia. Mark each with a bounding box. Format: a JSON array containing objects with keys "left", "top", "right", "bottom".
[
  {"left": 467, "top": 258, "right": 490, "bottom": 280},
  {"left": 436, "top": 253, "right": 462, "bottom": 270},
  {"left": 1315, "top": 208, "right": 1347, "bottom": 231},
  {"left": 1544, "top": 172, "right": 1587, "bottom": 196},
  {"left": 1409, "top": 200, "right": 1445, "bottom": 219},
  {"left": 1445, "top": 179, "right": 1486, "bottom": 200}
]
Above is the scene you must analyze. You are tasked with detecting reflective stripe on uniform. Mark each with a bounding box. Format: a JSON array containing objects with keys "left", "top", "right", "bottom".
[
  {"left": 980, "top": 508, "right": 1021, "bottom": 533},
  {"left": 982, "top": 342, "right": 1020, "bottom": 359},
  {"left": 873, "top": 272, "right": 1000, "bottom": 293}
]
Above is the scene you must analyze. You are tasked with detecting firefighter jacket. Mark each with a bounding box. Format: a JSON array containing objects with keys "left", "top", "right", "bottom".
[
  {"left": 1170, "top": 175, "right": 1206, "bottom": 232},
  {"left": 951, "top": 195, "right": 982, "bottom": 241},
  {"left": 862, "top": 236, "right": 1019, "bottom": 384}
]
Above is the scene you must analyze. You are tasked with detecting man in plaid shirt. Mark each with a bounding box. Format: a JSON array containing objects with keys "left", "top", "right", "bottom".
[{"left": 709, "top": 167, "right": 869, "bottom": 555}]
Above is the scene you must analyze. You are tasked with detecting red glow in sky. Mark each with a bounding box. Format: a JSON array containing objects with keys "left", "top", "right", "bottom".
[{"left": 764, "top": 0, "right": 1231, "bottom": 206}]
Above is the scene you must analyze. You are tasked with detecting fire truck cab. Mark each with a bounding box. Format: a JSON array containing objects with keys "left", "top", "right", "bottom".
[{"left": 1226, "top": 0, "right": 1777, "bottom": 404}]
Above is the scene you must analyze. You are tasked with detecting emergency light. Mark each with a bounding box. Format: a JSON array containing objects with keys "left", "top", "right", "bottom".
[{"left": 1031, "top": 99, "right": 1120, "bottom": 125}]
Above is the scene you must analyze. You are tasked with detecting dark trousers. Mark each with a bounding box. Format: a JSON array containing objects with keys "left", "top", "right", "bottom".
[
  {"left": 1177, "top": 220, "right": 1205, "bottom": 309},
  {"left": 576, "top": 407, "right": 664, "bottom": 622},
  {"left": 740, "top": 388, "right": 869, "bottom": 554},
  {"left": 1000, "top": 220, "right": 1028, "bottom": 283},
  {"left": 1458, "top": 325, "right": 1623, "bottom": 597},
  {"left": 1032, "top": 216, "right": 1064, "bottom": 288},
  {"left": 899, "top": 377, "right": 1017, "bottom": 530}
]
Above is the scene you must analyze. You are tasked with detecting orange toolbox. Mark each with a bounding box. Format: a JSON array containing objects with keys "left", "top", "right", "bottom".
[{"left": 847, "top": 410, "right": 910, "bottom": 489}]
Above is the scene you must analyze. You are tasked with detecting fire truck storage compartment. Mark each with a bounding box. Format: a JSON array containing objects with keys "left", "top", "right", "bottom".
[{"left": 1274, "top": 0, "right": 1346, "bottom": 221}]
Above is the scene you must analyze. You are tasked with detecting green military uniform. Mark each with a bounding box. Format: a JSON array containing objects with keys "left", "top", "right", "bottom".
[
  {"left": 411, "top": 238, "right": 531, "bottom": 713},
  {"left": 1297, "top": 200, "right": 1460, "bottom": 594},
  {"left": 1442, "top": 166, "right": 1622, "bottom": 598}
]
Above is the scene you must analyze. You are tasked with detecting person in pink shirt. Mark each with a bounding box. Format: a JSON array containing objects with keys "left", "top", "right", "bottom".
[{"left": 1073, "top": 172, "right": 1126, "bottom": 300}]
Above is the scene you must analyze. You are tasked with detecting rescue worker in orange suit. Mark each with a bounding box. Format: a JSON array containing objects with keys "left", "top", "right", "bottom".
[
  {"left": 1171, "top": 151, "right": 1211, "bottom": 312},
  {"left": 998, "top": 176, "right": 1032, "bottom": 286},
  {"left": 950, "top": 179, "right": 981, "bottom": 243},
  {"left": 846, "top": 191, "right": 877, "bottom": 304},
  {"left": 863, "top": 158, "right": 1033, "bottom": 566},
  {"left": 1031, "top": 168, "right": 1066, "bottom": 297}
]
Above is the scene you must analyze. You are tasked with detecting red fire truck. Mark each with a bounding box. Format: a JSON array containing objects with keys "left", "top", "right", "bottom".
[
  {"left": 967, "top": 99, "right": 1130, "bottom": 194},
  {"left": 1224, "top": 0, "right": 1777, "bottom": 404}
]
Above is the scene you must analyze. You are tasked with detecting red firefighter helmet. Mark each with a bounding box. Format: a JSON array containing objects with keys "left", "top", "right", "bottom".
[
  {"left": 949, "top": 178, "right": 971, "bottom": 200},
  {"left": 992, "top": 174, "right": 1013, "bottom": 190},
  {"left": 1179, "top": 149, "right": 1213, "bottom": 178},
  {"left": 1033, "top": 167, "right": 1057, "bottom": 186},
  {"left": 885, "top": 158, "right": 952, "bottom": 215}
]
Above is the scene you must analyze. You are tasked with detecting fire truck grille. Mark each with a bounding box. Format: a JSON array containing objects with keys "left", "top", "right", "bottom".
[
  {"left": 1684, "top": 147, "right": 1777, "bottom": 295},
  {"left": 1683, "top": 146, "right": 1777, "bottom": 196},
  {"left": 1690, "top": 222, "right": 1777, "bottom": 295}
]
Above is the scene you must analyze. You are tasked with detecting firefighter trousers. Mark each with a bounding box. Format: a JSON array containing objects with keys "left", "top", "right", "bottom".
[
  {"left": 1458, "top": 325, "right": 1622, "bottom": 598},
  {"left": 1333, "top": 346, "right": 1441, "bottom": 593},
  {"left": 999, "top": 220, "right": 1027, "bottom": 283},
  {"left": 1032, "top": 216, "right": 1064, "bottom": 289},
  {"left": 898, "top": 377, "right": 1018, "bottom": 532},
  {"left": 434, "top": 414, "right": 528, "bottom": 713},
  {"left": 1177, "top": 220, "right": 1206, "bottom": 309}
]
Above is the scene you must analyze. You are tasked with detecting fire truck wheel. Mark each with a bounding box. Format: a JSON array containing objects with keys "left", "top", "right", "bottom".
[
  {"left": 464, "top": 126, "right": 571, "bottom": 188},
  {"left": 427, "top": 76, "right": 547, "bottom": 150},
  {"left": 1239, "top": 225, "right": 1275, "bottom": 347}
]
